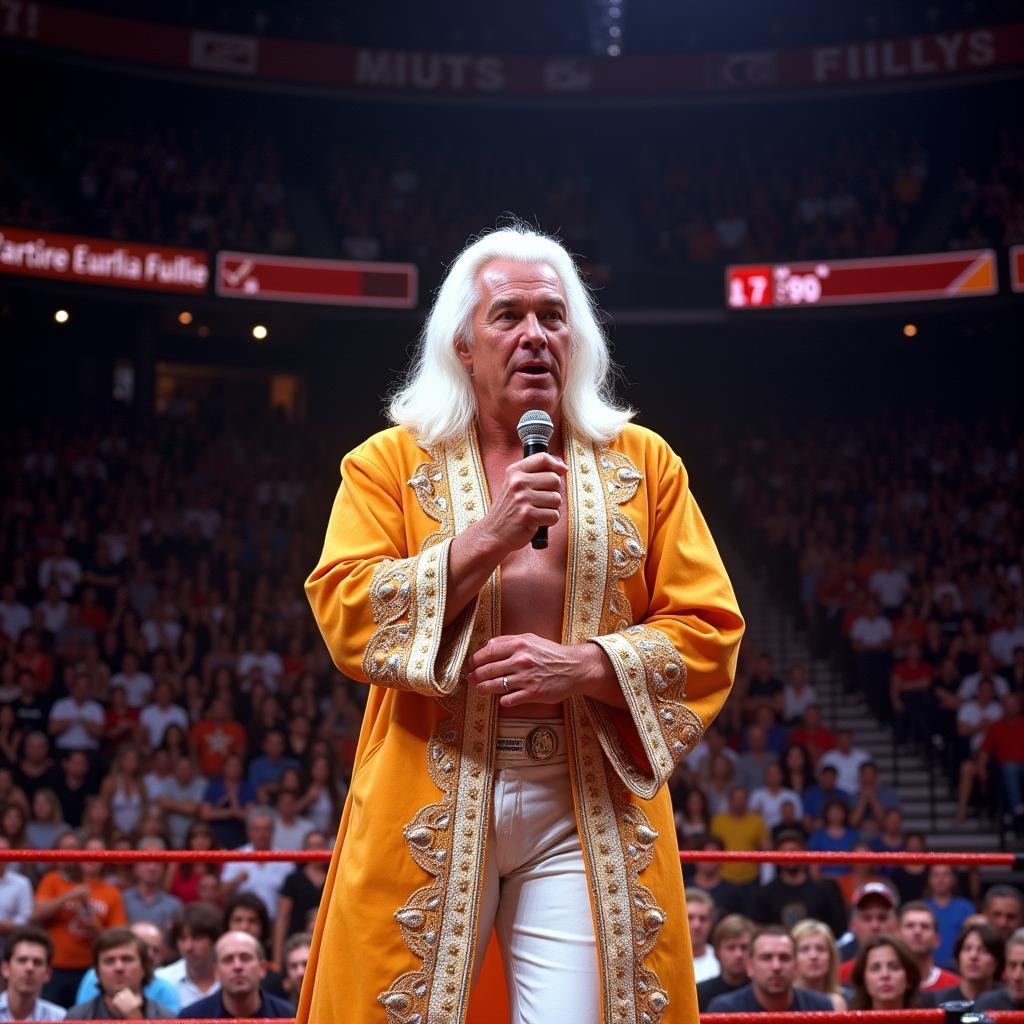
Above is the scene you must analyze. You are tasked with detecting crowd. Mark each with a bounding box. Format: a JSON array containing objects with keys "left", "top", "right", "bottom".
[
  {"left": 719, "top": 415, "right": 1024, "bottom": 828},
  {"left": 948, "top": 123, "right": 1024, "bottom": 250}
]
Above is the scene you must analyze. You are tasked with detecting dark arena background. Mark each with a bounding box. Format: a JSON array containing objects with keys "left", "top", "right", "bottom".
[{"left": 1, "top": 0, "right": 1024, "bottom": 1021}]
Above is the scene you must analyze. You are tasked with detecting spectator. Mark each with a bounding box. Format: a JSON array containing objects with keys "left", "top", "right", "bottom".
[
  {"left": 848, "top": 762, "right": 901, "bottom": 832},
  {"left": 270, "top": 789, "right": 313, "bottom": 853},
  {"left": 122, "top": 839, "right": 183, "bottom": 932},
  {"left": 801, "top": 764, "right": 849, "bottom": 831},
  {"left": 139, "top": 682, "right": 189, "bottom": 752},
  {"left": 100, "top": 688, "right": 141, "bottom": 755},
  {"left": 26, "top": 790, "right": 65, "bottom": 850},
  {"left": 779, "top": 744, "right": 814, "bottom": 804},
  {"left": 178, "top": 931, "right": 293, "bottom": 1019},
  {"left": 155, "top": 901, "right": 222, "bottom": 1009},
  {"left": 34, "top": 833, "right": 127, "bottom": 1006},
  {"left": 219, "top": 808, "right": 290, "bottom": 920},
  {"left": 849, "top": 597, "right": 893, "bottom": 717},
  {"left": 246, "top": 732, "right": 297, "bottom": 805},
  {"left": 954, "top": 677, "right": 1005, "bottom": 822},
  {"left": 925, "top": 864, "right": 975, "bottom": 968},
  {"left": 237, "top": 635, "right": 283, "bottom": 692},
  {"left": 736, "top": 727, "right": 775, "bottom": 792},
  {"left": 849, "top": 935, "right": 921, "bottom": 1010},
  {"left": 898, "top": 902, "right": 960, "bottom": 992},
  {"left": 97, "top": 747, "right": 146, "bottom": 839},
  {"left": 696, "top": 914, "right": 755, "bottom": 1011},
  {"left": 984, "top": 885, "right": 1024, "bottom": 942},
  {"left": 0, "top": 838, "right": 34, "bottom": 936},
  {"left": 890, "top": 642, "right": 934, "bottom": 746},
  {"left": 788, "top": 706, "right": 836, "bottom": 765},
  {"left": 686, "top": 834, "right": 747, "bottom": 918},
  {"left": 0, "top": 926, "right": 67, "bottom": 1021},
  {"left": 66, "top": 926, "right": 174, "bottom": 1019},
  {"left": 751, "top": 828, "right": 846, "bottom": 937},
  {"left": 750, "top": 763, "right": 802, "bottom": 831},
  {"left": 819, "top": 731, "right": 871, "bottom": 794},
  {"left": 0, "top": 585, "right": 32, "bottom": 645},
  {"left": 674, "top": 788, "right": 711, "bottom": 843},
  {"left": 958, "top": 651, "right": 1010, "bottom": 702},
  {"left": 110, "top": 653, "right": 153, "bottom": 711},
  {"left": 791, "top": 919, "right": 847, "bottom": 1011},
  {"left": 711, "top": 787, "right": 768, "bottom": 888},
  {"left": 808, "top": 800, "right": 858, "bottom": 877},
  {"left": 200, "top": 754, "right": 255, "bottom": 851},
  {"left": 191, "top": 699, "right": 246, "bottom": 779},
  {"left": 46, "top": 675, "right": 103, "bottom": 754},
  {"left": 155, "top": 757, "right": 208, "bottom": 850},
  {"left": 12, "top": 674, "right": 50, "bottom": 736},
  {"left": 706, "top": 926, "right": 833, "bottom": 1012},
  {"left": 782, "top": 666, "right": 818, "bottom": 725},
  {"left": 978, "top": 693, "right": 1024, "bottom": 834},
  {"left": 921, "top": 922, "right": 1004, "bottom": 1006},
  {"left": 838, "top": 882, "right": 899, "bottom": 983},
  {"left": 891, "top": 832, "right": 930, "bottom": 904},
  {"left": 14, "top": 734, "right": 57, "bottom": 804},
  {"left": 279, "top": 933, "right": 311, "bottom": 1008},
  {"left": 686, "top": 888, "right": 720, "bottom": 983},
  {"left": 167, "top": 824, "right": 219, "bottom": 906},
  {"left": 271, "top": 831, "right": 327, "bottom": 964},
  {"left": 975, "top": 927, "right": 1024, "bottom": 1011},
  {"left": 742, "top": 653, "right": 784, "bottom": 720},
  {"left": 294, "top": 753, "right": 343, "bottom": 838},
  {"left": 72, "top": 922, "right": 180, "bottom": 1013}
]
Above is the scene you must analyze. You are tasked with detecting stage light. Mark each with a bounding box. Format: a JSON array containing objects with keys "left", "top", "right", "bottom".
[
  {"left": 178, "top": 311, "right": 193, "bottom": 325},
  {"left": 197, "top": 325, "right": 210, "bottom": 338},
  {"left": 607, "top": 43, "right": 621, "bottom": 55},
  {"left": 903, "top": 323, "right": 918, "bottom": 337},
  {"left": 54, "top": 309, "right": 69, "bottom": 324},
  {"left": 252, "top": 324, "right": 268, "bottom": 341}
]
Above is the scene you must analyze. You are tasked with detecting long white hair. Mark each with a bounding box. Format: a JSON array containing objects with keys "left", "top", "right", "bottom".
[{"left": 387, "top": 224, "right": 634, "bottom": 446}]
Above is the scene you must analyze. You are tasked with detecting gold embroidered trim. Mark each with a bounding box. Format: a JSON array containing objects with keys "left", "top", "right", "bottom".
[{"left": 379, "top": 433, "right": 496, "bottom": 1024}]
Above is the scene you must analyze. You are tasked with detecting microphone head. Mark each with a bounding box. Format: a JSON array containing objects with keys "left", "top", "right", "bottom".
[{"left": 517, "top": 410, "right": 555, "bottom": 448}]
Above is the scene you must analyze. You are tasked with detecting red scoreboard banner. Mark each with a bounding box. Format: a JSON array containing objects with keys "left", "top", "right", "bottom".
[
  {"left": 215, "top": 251, "right": 418, "bottom": 308},
  {"left": 726, "top": 249, "right": 997, "bottom": 309},
  {"left": 0, "top": 225, "right": 209, "bottom": 292},
  {"left": 1010, "top": 245, "right": 1024, "bottom": 293}
]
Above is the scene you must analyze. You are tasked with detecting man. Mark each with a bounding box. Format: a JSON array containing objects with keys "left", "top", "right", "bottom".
[
  {"left": 72, "top": 922, "right": 180, "bottom": 1012},
  {"left": 751, "top": 828, "right": 846, "bottom": 936},
  {"left": 801, "top": 763, "right": 849, "bottom": 830},
  {"left": 788, "top": 705, "right": 836, "bottom": 765},
  {"left": 299, "top": 227, "right": 744, "bottom": 1024},
  {"left": 711, "top": 787, "right": 768, "bottom": 888},
  {"left": 246, "top": 732, "right": 298, "bottom": 805},
  {"left": 696, "top": 915, "right": 754, "bottom": 1012},
  {"left": 749, "top": 762, "right": 803, "bottom": 831},
  {"left": 848, "top": 760, "right": 901, "bottom": 830},
  {"left": 685, "top": 889, "right": 720, "bottom": 983},
  {"left": 925, "top": 863, "right": 975, "bottom": 968},
  {"left": 687, "top": 835, "right": 746, "bottom": 917},
  {"left": 155, "top": 902, "right": 222, "bottom": 1008},
  {"left": 849, "top": 596, "right": 893, "bottom": 718},
  {"left": 179, "top": 932, "right": 293, "bottom": 1019},
  {"left": 976, "top": 927, "right": 1024, "bottom": 1011},
  {"left": 281, "top": 933, "right": 311, "bottom": 1007},
  {"left": 219, "top": 808, "right": 291, "bottom": 919},
  {"left": 46, "top": 674, "right": 103, "bottom": 754},
  {"left": 706, "top": 926, "right": 833, "bottom": 1012},
  {"left": 819, "top": 730, "right": 871, "bottom": 794},
  {"left": 51, "top": 751, "right": 90, "bottom": 828},
  {"left": 190, "top": 697, "right": 246, "bottom": 778},
  {"left": 954, "top": 677, "right": 1005, "bottom": 822},
  {"left": 978, "top": 693, "right": 1024, "bottom": 833},
  {"left": 983, "top": 885, "right": 1024, "bottom": 942},
  {"left": 66, "top": 927, "right": 174, "bottom": 1019},
  {"left": 741, "top": 653, "right": 784, "bottom": 720},
  {"left": 838, "top": 881, "right": 898, "bottom": 982},
  {"left": 270, "top": 789, "right": 313, "bottom": 853},
  {"left": 122, "top": 839, "right": 183, "bottom": 932},
  {"left": 0, "top": 838, "right": 33, "bottom": 936},
  {"left": 138, "top": 680, "right": 188, "bottom": 751},
  {"left": 0, "top": 927, "right": 66, "bottom": 1021},
  {"left": 735, "top": 725, "right": 775, "bottom": 792},
  {"left": 898, "top": 902, "right": 960, "bottom": 991},
  {"left": 155, "top": 756, "right": 208, "bottom": 849}
]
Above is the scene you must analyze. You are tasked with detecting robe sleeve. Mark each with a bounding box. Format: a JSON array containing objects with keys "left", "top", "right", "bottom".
[
  {"left": 305, "top": 442, "right": 478, "bottom": 696},
  {"left": 585, "top": 440, "right": 744, "bottom": 799}
]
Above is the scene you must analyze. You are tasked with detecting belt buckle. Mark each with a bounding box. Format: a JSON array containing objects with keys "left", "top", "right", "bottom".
[{"left": 525, "top": 725, "right": 557, "bottom": 761}]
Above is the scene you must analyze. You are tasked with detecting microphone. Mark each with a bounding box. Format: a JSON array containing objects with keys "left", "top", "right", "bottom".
[{"left": 516, "top": 409, "right": 555, "bottom": 550}]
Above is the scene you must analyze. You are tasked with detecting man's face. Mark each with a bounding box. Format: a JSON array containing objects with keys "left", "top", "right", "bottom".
[
  {"left": 216, "top": 934, "right": 265, "bottom": 998},
  {"left": 228, "top": 906, "right": 262, "bottom": 939},
  {"left": 460, "top": 259, "right": 571, "bottom": 424},
  {"left": 747, "top": 935, "right": 796, "bottom": 997},
  {"left": 1004, "top": 941, "right": 1024, "bottom": 1003},
  {"left": 986, "top": 896, "right": 1023, "bottom": 940},
  {"left": 178, "top": 930, "right": 215, "bottom": 969},
  {"left": 854, "top": 897, "right": 896, "bottom": 941},
  {"left": 728, "top": 788, "right": 747, "bottom": 815},
  {"left": 717, "top": 936, "right": 750, "bottom": 983},
  {"left": 284, "top": 944, "right": 310, "bottom": 990},
  {"left": 97, "top": 943, "right": 145, "bottom": 996},
  {"left": 929, "top": 865, "right": 955, "bottom": 898},
  {"left": 899, "top": 910, "right": 939, "bottom": 958},
  {"left": 2, "top": 942, "right": 52, "bottom": 997},
  {"left": 687, "top": 901, "right": 712, "bottom": 949},
  {"left": 247, "top": 816, "right": 273, "bottom": 850},
  {"left": 135, "top": 859, "right": 164, "bottom": 887},
  {"left": 132, "top": 927, "right": 164, "bottom": 972}
]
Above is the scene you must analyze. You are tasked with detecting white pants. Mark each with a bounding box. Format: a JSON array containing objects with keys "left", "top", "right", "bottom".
[{"left": 473, "top": 719, "right": 600, "bottom": 1024}]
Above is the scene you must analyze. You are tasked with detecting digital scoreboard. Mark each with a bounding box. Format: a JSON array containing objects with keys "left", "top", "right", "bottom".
[
  {"left": 216, "top": 251, "right": 418, "bottom": 308},
  {"left": 726, "top": 249, "right": 997, "bottom": 309}
]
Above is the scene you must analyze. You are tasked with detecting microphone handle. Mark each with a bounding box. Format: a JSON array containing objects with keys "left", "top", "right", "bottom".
[{"left": 522, "top": 438, "right": 549, "bottom": 549}]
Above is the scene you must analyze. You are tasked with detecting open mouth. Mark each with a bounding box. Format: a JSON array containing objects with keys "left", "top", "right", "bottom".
[{"left": 517, "top": 365, "right": 550, "bottom": 376}]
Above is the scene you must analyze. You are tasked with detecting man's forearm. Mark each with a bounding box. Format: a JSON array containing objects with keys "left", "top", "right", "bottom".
[{"left": 443, "top": 523, "right": 510, "bottom": 627}]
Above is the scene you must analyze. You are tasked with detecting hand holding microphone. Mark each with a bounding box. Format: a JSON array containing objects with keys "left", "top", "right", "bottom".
[{"left": 516, "top": 410, "right": 555, "bottom": 549}]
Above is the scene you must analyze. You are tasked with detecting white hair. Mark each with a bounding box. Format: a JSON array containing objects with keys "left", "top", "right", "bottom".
[{"left": 388, "top": 224, "right": 634, "bottom": 445}]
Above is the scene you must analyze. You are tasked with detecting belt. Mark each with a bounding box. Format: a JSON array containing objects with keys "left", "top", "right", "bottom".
[{"left": 495, "top": 717, "right": 567, "bottom": 767}]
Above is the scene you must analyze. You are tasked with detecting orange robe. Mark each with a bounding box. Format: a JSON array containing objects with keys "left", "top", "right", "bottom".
[{"left": 299, "top": 423, "right": 743, "bottom": 1024}]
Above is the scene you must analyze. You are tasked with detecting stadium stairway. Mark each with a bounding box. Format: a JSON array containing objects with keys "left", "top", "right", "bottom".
[{"left": 715, "top": 536, "right": 1008, "bottom": 862}]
